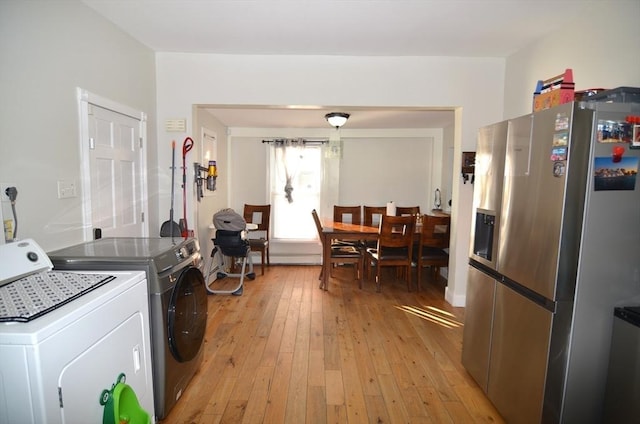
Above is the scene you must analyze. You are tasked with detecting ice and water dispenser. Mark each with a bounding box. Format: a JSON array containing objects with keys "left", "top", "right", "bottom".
[{"left": 473, "top": 210, "right": 496, "bottom": 262}]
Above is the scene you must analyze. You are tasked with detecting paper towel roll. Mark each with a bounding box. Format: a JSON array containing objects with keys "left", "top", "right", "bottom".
[{"left": 386, "top": 201, "right": 396, "bottom": 216}]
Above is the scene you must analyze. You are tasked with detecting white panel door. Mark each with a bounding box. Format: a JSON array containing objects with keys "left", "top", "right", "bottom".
[{"left": 88, "top": 105, "right": 144, "bottom": 237}]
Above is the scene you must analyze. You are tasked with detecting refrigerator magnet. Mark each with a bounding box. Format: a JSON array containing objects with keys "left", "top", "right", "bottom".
[
  {"left": 632, "top": 124, "right": 640, "bottom": 149},
  {"left": 553, "top": 161, "right": 566, "bottom": 177},
  {"left": 553, "top": 132, "right": 569, "bottom": 147},
  {"left": 594, "top": 156, "right": 638, "bottom": 191},
  {"left": 555, "top": 114, "right": 569, "bottom": 131},
  {"left": 612, "top": 146, "right": 625, "bottom": 163},
  {"left": 551, "top": 146, "right": 568, "bottom": 161},
  {"left": 597, "top": 119, "right": 633, "bottom": 143}
]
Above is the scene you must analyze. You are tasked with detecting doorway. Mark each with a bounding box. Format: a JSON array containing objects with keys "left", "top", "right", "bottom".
[{"left": 77, "top": 88, "right": 149, "bottom": 239}]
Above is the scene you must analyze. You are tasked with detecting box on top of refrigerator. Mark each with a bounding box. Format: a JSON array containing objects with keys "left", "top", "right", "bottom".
[
  {"left": 582, "top": 86, "right": 640, "bottom": 104},
  {"left": 533, "top": 68, "right": 575, "bottom": 111}
]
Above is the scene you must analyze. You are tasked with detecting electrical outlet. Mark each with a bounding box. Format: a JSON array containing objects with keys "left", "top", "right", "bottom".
[
  {"left": 57, "top": 180, "right": 77, "bottom": 199},
  {"left": 0, "top": 183, "right": 17, "bottom": 203}
]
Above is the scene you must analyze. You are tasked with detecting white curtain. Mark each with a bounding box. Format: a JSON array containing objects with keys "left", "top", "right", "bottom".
[
  {"left": 268, "top": 140, "right": 323, "bottom": 240},
  {"left": 273, "top": 140, "right": 304, "bottom": 203}
]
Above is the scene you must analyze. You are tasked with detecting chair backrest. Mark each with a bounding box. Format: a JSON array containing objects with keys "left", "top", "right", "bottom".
[
  {"left": 333, "top": 205, "right": 361, "bottom": 225},
  {"left": 243, "top": 204, "right": 271, "bottom": 239},
  {"left": 420, "top": 215, "right": 450, "bottom": 249},
  {"left": 311, "top": 209, "right": 324, "bottom": 246},
  {"left": 396, "top": 206, "right": 421, "bottom": 216},
  {"left": 364, "top": 206, "right": 386, "bottom": 227},
  {"left": 378, "top": 214, "right": 415, "bottom": 249}
]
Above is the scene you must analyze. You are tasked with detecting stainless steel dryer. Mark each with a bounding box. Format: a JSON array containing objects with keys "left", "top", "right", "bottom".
[{"left": 48, "top": 237, "right": 208, "bottom": 419}]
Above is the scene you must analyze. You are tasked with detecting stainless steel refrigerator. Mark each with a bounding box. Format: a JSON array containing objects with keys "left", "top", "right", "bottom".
[{"left": 462, "top": 100, "right": 640, "bottom": 423}]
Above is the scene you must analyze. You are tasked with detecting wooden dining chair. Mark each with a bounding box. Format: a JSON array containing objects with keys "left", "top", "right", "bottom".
[
  {"left": 363, "top": 206, "right": 386, "bottom": 227},
  {"left": 243, "top": 204, "right": 271, "bottom": 275},
  {"left": 312, "top": 209, "right": 364, "bottom": 288},
  {"left": 365, "top": 214, "right": 415, "bottom": 292},
  {"left": 333, "top": 205, "right": 361, "bottom": 225},
  {"left": 363, "top": 206, "right": 387, "bottom": 249},
  {"left": 413, "top": 214, "right": 450, "bottom": 291},
  {"left": 332, "top": 205, "right": 362, "bottom": 247},
  {"left": 396, "top": 206, "right": 421, "bottom": 216}
]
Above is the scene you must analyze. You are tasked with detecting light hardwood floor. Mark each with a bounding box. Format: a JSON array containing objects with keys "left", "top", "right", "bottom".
[{"left": 161, "top": 265, "right": 504, "bottom": 424}]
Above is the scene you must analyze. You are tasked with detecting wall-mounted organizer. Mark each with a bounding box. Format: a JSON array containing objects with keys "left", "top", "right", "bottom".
[
  {"left": 462, "top": 151, "right": 476, "bottom": 184},
  {"left": 194, "top": 160, "right": 217, "bottom": 201}
]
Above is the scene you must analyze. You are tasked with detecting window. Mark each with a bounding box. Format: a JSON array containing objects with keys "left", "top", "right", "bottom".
[{"left": 269, "top": 143, "right": 322, "bottom": 240}]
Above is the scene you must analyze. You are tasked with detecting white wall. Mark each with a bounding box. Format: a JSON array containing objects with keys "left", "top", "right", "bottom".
[
  {"left": 340, "top": 137, "right": 436, "bottom": 209},
  {"left": 504, "top": 1, "right": 640, "bottom": 118},
  {"left": 0, "top": 1, "right": 156, "bottom": 251},
  {"left": 229, "top": 137, "right": 269, "bottom": 209},
  {"left": 442, "top": 122, "right": 456, "bottom": 209},
  {"left": 156, "top": 53, "right": 505, "bottom": 305}
]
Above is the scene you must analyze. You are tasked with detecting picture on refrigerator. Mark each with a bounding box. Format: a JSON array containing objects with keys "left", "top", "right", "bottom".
[{"left": 593, "top": 156, "right": 638, "bottom": 191}]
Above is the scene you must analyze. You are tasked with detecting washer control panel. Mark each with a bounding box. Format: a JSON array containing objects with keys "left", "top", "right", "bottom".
[
  {"left": 175, "top": 239, "right": 198, "bottom": 261},
  {"left": 0, "top": 239, "right": 53, "bottom": 286}
]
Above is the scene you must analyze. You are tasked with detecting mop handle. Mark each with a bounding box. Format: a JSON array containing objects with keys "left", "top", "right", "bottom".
[
  {"left": 170, "top": 140, "right": 176, "bottom": 221},
  {"left": 182, "top": 137, "right": 194, "bottom": 237}
]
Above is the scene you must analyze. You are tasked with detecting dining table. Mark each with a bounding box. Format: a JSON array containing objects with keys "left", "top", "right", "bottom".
[{"left": 318, "top": 210, "right": 450, "bottom": 291}]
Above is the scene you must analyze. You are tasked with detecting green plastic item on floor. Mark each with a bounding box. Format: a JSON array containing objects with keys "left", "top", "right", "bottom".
[{"left": 100, "top": 373, "right": 151, "bottom": 424}]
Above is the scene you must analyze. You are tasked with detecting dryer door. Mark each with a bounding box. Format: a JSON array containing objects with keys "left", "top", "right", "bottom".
[{"left": 167, "top": 266, "right": 207, "bottom": 362}]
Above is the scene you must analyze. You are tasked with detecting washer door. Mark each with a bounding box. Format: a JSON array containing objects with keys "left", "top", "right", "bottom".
[{"left": 167, "top": 266, "right": 207, "bottom": 362}]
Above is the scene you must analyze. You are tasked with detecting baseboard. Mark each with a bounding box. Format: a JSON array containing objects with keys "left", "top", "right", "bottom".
[
  {"left": 444, "top": 286, "right": 466, "bottom": 307},
  {"left": 248, "top": 253, "right": 320, "bottom": 265}
]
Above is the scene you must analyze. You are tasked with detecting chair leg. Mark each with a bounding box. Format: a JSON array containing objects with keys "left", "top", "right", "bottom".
[
  {"left": 375, "top": 263, "right": 382, "bottom": 292},
  {"left": 260, "top": 249, "right": 265, "bottom": 275},
  {"left": 416, "top": 262, "right": 422, "bottom": 292},
  {"left": 364, "top": 257, "right": 372, "bottom": 281}
]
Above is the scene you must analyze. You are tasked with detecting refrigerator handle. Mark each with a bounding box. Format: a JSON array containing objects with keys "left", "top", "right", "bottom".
[{"left": 506, "top": 115, "right": 535, "bottom": 177}]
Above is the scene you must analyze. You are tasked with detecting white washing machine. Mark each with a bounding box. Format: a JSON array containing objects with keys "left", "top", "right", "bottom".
[{"left": 0, "top": 240, "right": 155, "bottom": 424}]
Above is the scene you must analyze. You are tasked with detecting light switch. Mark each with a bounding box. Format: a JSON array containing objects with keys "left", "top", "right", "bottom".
[{"left": 57, "top": 180, "right": 77, "bottom": 199}]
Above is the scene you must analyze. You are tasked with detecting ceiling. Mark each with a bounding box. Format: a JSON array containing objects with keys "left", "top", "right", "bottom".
[
  {"left": 202, "top": 106, "right": 456, "bottom": 129},
  {"left": 81, "top": 0, "right": 600, "bottom": 129},
  {"left": 81, "top": 0, "right": 598, "bottom": 58}
]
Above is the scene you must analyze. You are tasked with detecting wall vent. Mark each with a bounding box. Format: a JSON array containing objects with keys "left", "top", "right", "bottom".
[{"left": 165, "top": 119, "right": 186, "bottom": 132}]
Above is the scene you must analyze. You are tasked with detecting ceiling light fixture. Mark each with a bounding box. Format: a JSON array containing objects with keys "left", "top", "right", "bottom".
[{"left": 325, "top": 112, "right": 350, "bottom": 128}]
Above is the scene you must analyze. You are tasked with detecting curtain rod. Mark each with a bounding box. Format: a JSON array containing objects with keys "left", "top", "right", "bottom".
[{"left": 261, "top": 138, "right": 328, "bottom": 145}]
